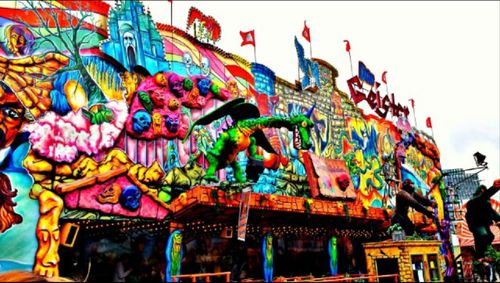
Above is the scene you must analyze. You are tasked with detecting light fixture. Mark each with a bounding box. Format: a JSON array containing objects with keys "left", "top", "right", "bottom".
[{"left": 473, "top": 152, "right": 487, "bottom": 167}]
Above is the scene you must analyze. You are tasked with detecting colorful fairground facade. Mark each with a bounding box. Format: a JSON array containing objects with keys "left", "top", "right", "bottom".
[{"left": 0, "top": 1, "right": 455, "bottom": 282}]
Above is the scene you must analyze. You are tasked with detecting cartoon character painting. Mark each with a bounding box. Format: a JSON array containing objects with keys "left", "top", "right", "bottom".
[
  {"left": 165, "top": 230, "right": 183, "bottom": 282},
  {"left": 262, "top": 233, "right": 274, "bottom": 282},
  {"left": 328, "top": 236, "right": 338, "bottom": 276}
]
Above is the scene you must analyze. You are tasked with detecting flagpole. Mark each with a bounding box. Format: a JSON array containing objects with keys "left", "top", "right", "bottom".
[
  {"left": 309, "top": 40, "right": 313, "bottom": 59},
  {"left": 254, "top": 44, "right": 257, "bottom": 63},
  {"left": 348, "top": 51, "right": 353, "bottom": 78},
  {"left": 411, "top": 101, "right": 418, "bottom": 129}
]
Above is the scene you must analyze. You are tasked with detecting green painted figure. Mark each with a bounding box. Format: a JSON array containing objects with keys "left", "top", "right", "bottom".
[
  {"left": 184, "top": 98, "right": 314, "bottom": 183},
  {"left": 165, "top": 230, "right": 183, "bottom": 282},
  {"left": 328, "top": 236, "right": 338, "bottom": 276},
  {"left": 262, "top": 233, "right": 274, "bottom": 282}
]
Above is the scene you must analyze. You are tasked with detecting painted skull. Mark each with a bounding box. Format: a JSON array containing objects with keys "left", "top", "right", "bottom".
[
  {"left": 151, "top": 89, "right": 166, "bottom": 108},
  {"left": 97, "top": 183, "right": 122, "bottom": 204},
  {"left": 152, "top": 112, "right": 163, "bottom": 135},
  {"left": 165, "top": 114, "right": 180, "bottom": 133},
  {"left": 200, "top": 56, "right": 210, "bottom": 75},
  {"left": 132, "top": 110, "right": 152, "bottom": 134},
  {"left": 197, "top": 78, "right": 211, "bottom": 97},
  {"left": 119, "top": 185, "right": 142, "bottom": 211},
  {"left": 336, "top": 174, "right": 350, "bottom": 192},
  {"left": 167, "top": 98, "right": 180, "bottom": 111},
  {"left": 154, "top": 72, "right": 168, "bottom": 87},
  {"left": 182, "top": 52, "right": 193, "bottom": 73},
  {"left": 168, "top": 73, "right": 187, "bottom": 98}
]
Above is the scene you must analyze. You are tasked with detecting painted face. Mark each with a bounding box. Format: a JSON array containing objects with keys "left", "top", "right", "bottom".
[
  {"left": 197, "top": 79, "right": 211, "bottom": 97},
  {"left": 330, "top": 237, "right": 337, "bottom": 247},
  {"left": 168, "top": 74, "right": 187, "bottom": 98},
  {"left": 167, "top": 98, "right": 180, "bottom": 111},
  {"left": 154, "top": 72, "right": 168, "bottom": 87},
  {"left": 226, "top": 80, "right": 240, "bottom": 98},
  {"left": 165, "top": 114, "right": 180, "bottom": 133},
  {"left": 123, "top": 31, "right": 136, "bottom": 48},
  {"left": 97, "top": 183, "right": 122, "bottom": 204},
  {"left": 291, "top": 115, "right": 314, "bottom": 150},
  {"left": 119, "top": 72, "right": 139, "bottom": 100},
  {"left": 34, "top": 190, "right": 63, "bottom": 278},
  {"left": 132, "top": 110, "right": 152, "bottom": 134},
  {"left": 182, "top": 52, "right": 193, "bottom": 72},
  {"left": 152, "top": 112, "right": 163, "bottom": 135},
  {"left": 119, "top": 185, "right": 141, "bottom": 211},
  {"left": 10, "top": 31, "right": 25, "bottom": 49},
  {"left": 200, "top": 57, "right": 210, "bottom": 75},
  {"left": 173, "top": 233, "right": 182, "bottom": 247},
  {"left": 151, "top": 89, "right": 166, "bottom": 108},
  {"left": 266, "top": 234, "right": 273, "bottom": 248},
  {"left": 336, "top": 174, "right": 351, "bottom": 192},
  {"left": 0, "top": 91, "right": 25, "bottom": 149}
]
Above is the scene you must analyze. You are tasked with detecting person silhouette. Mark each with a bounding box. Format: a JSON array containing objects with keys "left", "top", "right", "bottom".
[
  {"left": 465, "top": 179, "right": 500, "bottom": 259},
  {"left": 391, "top": 179, "right": 435, "bottom": 236}
]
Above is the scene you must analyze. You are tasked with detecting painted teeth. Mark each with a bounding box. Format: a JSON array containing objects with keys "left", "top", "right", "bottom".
[{"left": 293, "top": 127, "right": 301, "bottom": 148}]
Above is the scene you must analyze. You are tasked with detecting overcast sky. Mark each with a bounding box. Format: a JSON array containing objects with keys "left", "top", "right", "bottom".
[{"left": 138, "top": 1, "right": 499, "bottom": 192}]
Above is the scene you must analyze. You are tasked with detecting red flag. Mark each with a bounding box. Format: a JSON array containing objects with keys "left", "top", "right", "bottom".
[
  {"left": 426, "top": 117, "right": 432, "bottom": 128},
  {"left": 343, "top": 40, "right": 351, "bottom": 52},
  {"left": 240, "top": 30, "right": 255, "bottom": 47},
  {"left": 167, "top": 0, "right": 172, "bottom": 3},
  {"left": 302, "top": 21, "right": 311, "bottom": 42},
  {"left": 381, "top": 71, "right": 387, "bottom": 84},
  {"left": 409, "top": 99, "right": 415, "bottom": 108}
]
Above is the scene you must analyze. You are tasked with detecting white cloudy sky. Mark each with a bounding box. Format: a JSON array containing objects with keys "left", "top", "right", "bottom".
[{"left": 138, "top": 1, "right": 499, "bottom": 192}]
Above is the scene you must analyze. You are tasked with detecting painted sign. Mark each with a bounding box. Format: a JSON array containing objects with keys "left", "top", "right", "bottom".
[
  {"left": 303, "top": 152, "right": 356, "bottom": 199},
  {"left": 237, "top": 187, "right": 251, "bottom": 241},
  {"left": 347, "top": 75, "right": 410, "bottom": 119}
]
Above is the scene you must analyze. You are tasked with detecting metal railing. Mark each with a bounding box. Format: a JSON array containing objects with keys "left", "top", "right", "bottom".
[
  {"left": 170, "top": 271, "right": 231, "bottom": 282},
  {"left": 242, "top": 273, "right": 399, "bottom": 282}
]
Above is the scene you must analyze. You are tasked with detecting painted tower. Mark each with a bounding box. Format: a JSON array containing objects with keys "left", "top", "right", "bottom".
[{"left": 101, "top": 0, "right": 168, "bottom": 73}]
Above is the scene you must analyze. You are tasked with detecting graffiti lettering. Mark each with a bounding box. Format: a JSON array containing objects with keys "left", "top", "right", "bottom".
[{"left": 347, "top": 76, "right": 410, "bottom": 119}]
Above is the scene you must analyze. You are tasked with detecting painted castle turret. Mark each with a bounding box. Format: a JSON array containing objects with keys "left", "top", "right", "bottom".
[{"left": 101, "top": 0, "right": 168, "bottom": 73}]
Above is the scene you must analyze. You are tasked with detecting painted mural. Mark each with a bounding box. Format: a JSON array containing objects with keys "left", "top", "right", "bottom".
[{"left": 0, "top": 0, "right": 446, "bottom": 277}]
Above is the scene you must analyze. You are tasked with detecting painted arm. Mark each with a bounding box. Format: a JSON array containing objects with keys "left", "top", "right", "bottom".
[
  {"left": 400, "top": 191, "right": 433, "bottom": 217},
  {"left": 248, "top": 137, "right": 263, "bottom": 160},
  {"left": 480, "top": 180, "right": 500, "bottom": 200},
  {"left": 413, "top": 192, "right": 433, "bottom": 207}
]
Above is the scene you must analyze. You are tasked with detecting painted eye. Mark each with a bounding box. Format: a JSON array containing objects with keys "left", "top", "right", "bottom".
[
  {"left": 301, "top": 121, "right": 308, "bottom": 128},
  {"left": 4, "top": 108, "right": 21, "bottom": 120}
]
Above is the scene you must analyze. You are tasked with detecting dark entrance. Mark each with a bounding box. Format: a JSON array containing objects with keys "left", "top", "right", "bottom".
[
  {"left": 127, "top": 46, "right": 136, "bottom": 69},
  {"left": 376, "top": 258, "right": 399, "bottom": 282}
]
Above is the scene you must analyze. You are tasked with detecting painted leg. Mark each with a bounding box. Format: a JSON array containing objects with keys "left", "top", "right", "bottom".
[
  {"left": 204, "top": 153, "right": 220, "bottom": 182},
  {"left": 203, "top": 133, "right": 229, "bottom": 183},
  {"left": 33, "top": 189, "right": 63, "bottom": 278},
  {"left": 231, "top": 160, "right": 247, "bottom": 183}
]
